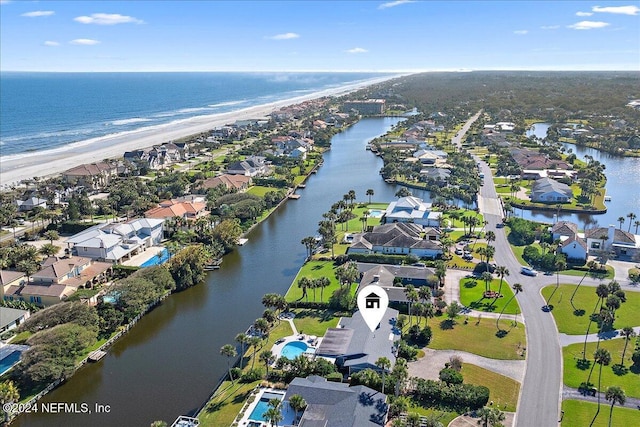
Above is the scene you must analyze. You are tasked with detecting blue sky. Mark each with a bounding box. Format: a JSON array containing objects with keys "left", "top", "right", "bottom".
[{"left": 1, "top": 1, "right": 638, "bottom": 72}]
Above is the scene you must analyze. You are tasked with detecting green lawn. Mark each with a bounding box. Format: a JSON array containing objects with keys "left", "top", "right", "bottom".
[
  {"left": 563, "top": 340, "right": 640, "bottom": 397},
  {"left": 542, "top": 285, "right": 640, "bottom": 334},
  {"left": 459, "top": 278, "right": 520, "bottom": 314},
  {"left": 246, "top": 186, "right": 276, "bottom": 197},
  {"left": 198, "top": 321, "right": 294, "bottom": 426},
  {"left": 462, "top": 363, "right": 520, "bottom": 412},
  {"left": 429, "top": 317, "right": 526, "bottom": 360},
  {"left": 560, "top": 266, "right": 614, "bottom": 279},
  {"left": 292, "top": 309, "right": 340, "bottom": 336},
  {"left": 406, "top": 403, "right": 459, "bottom": 427},
  {"left": 285, "top": 260, "right": 357, "bottom": 303},
  {"left": 441, "top": 209, "right": 485, "bottom": 228},
  {"left": 561, "top": 400, "right": 640, "bottom": 427}
]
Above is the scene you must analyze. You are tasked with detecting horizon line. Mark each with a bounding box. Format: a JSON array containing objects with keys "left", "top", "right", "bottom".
[{"left": 1, "top": 68, "right": 639, "bottom": 73}]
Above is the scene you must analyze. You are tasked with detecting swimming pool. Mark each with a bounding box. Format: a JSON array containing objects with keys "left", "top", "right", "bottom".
[
  {"left": 280, "top": 341, "right": 309, "bottom": 359},
  {"left": 369, "top": 209, "right": 383, "bottom": 217},
  {"left": 247, "top": 392, "right": 296, "bottom": 424},
  {"left": 0, "top": 350, "right": 22, "bottom": 375},
  {"left": 141, "top": 248, "right": 169, "bottom": 267},
  {"left": 248, "top": 392, "right": 284, "bottom": 422}
]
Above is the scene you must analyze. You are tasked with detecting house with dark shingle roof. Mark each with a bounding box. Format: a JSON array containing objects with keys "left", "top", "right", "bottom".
[
  {"left": 551, "top": 221, "right": 578, "bottom": 241},
  {"left": 62, "top": 162, "right": 117, "bottom": 189},
  {"left": 316, "top": 308, "right": 400, "bottom": 375},
  {"left": 284, "top": 375, "right": 387, "bottom": 427},
  {"left": 227, "top": 156, "right": 269, "bottom": 177},
  {"left": 530, "top": 177, "right": 573, "bottom": 203},
  {"left": 585, "top": 225, "right": 639, "bottom": 260},
  {"left": 348, "top": 223, "right": 442, "bottom": 259},
  {"left": 560, "top": 235, "right": 588, "bottom": 261}
]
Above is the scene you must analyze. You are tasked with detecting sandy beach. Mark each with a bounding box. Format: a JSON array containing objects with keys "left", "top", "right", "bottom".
[{"left": 0, "top": 75, "right": 401, "bottom": 186}]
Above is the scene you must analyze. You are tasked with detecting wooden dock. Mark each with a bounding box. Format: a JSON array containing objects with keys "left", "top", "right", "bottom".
[
  {"left": 288, "top": 194, "right": 301, "bottom": 199},
  {"left": 88, "top": 350, "right": 106, "bottom": 362},
  {"left": 237, "top": 238, "right": 248, "bottom": 246}
]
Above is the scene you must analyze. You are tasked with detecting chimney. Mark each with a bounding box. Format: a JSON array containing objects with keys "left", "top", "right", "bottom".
[
  {"left": 608, "top": 225, "right": 615, "bottom": 247},
  {"left": 373, "top": 275, "right": 380, "bottom": 282}
]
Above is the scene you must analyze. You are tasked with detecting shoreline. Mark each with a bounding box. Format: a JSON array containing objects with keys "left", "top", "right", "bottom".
[{"left": 0, "top": 74, "right": 403, "bottom": 186}]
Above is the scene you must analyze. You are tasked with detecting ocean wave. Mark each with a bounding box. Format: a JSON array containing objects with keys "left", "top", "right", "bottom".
[
  {"left": 208, "top": 100, "right": 246, "bottom": 108},
  {"left": 111, "top": 118, "right": 153, "bottom": 126}
]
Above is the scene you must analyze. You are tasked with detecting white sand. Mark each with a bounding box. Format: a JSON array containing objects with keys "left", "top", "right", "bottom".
[{"left": 0, "top": 75, "right": 402, "bottom": 186}]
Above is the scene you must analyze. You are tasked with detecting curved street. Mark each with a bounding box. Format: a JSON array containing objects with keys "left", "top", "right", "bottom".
[{"left": 450, "top": 113, "right": 638, "bottom": 427}]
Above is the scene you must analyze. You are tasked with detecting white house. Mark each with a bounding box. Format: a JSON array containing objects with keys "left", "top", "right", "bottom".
[
  {"left": 66, "top": 218, "right": 164, "bottom": 263},
  {"left": 560, "top": 236, "right": 588, "bottom": 261},
  {"left": 383, "top": 196, "right": 442, "bottom": 227},
  {"left": 585, "top": 225, "right": 639, "bottom": 260}
]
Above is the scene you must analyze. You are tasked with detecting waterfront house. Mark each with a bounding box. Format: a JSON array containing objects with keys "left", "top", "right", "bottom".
[
  {"left": 0, "top": 307, "right": 30, "bottom": 333},
  {"left": 382, "top": 196, "right": 442, "bottom": 227},
  {"left": 530, "top": 177, "right": 573, "bottom": 203},
  {"left": 199, "top": 174, "right": 251, "bottom": 192},
  {"left": 551, "top": 221, "right": 579, "bottom": 242},
  {"left": 420, "top": 168, "right": 451, "bottom": 185},
  {"left": 124, "top": 149, "right": 160, "bottom": 170},
  {"left": 145, "top": 199, "right": 209, "bottom": 221},
  {"left": 66, "top": 218, "right": 164, "bottom": 263},
  {"left": 356, "top": 263, "right": 436, "bottom": 304},
  {"left": 62, "top": 162, "right": 117, "bottom": 190},
  {"left": 348, "top": 223, "right": 442, "bottom": 259},
  {"left": 284, "top": 375, "right": 388, "bottom": 426},
  {"left": 18, "top": 283, "right": 75, "bottom": 306},
  {"left": 316, "top": 308, "right": 400, "bottom": 375},
  {"left": 226, "top": 156, "right": 269, "bottom": 177}
]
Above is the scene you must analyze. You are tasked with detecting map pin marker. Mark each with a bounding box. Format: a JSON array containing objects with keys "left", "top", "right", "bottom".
[{"left": 357, "top": 285, "right": 389, "bottom": 332}]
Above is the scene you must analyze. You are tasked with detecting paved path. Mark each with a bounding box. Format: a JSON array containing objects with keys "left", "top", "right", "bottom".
[
  {"left": 558, "top": 326, "right": 640, "bottom": 347},
  {"left": 450, "top": 412, "right": 515, "bottom": 427},
  {"left": 563, "top": 386, "right": 640, "bottom": 409},
  {"left": 408, "top": 348, "right": 526, "bottom": 383}
]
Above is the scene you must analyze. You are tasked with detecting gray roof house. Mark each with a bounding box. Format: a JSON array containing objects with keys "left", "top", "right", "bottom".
[
  {"left": 316, "top": 308, "right": 400, "bottom": 375},
  {"left": 356, "top": 263, "right": 436, "bottom": 303},
  {"left": 227, "top": 156, "right": 269, "bottom": 177},
  {"left": 0, "top": 307, "right": 30, "bottom": 333},
  {"left": 284, "top": 375, "right": 388, "bottom": 427},
  {"left": 530, "top": 177, "right": 573, "bottom": 203},
  {"left": 348, "top": 223, "right": 442, "bottom": 259},
  {"left": 16, "top": 196, "right": 47, "bottom": 212}
]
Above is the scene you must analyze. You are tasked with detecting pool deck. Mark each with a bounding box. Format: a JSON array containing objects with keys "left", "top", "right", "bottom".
[
  {"left": 235, "top": 388, "right": 296, "bottom": 427},
  {"left": 271, "top": 313, "right": 321, "bottom": 360},
  {"left": 122, "top": 245, "right": 166, "bottom": 267},
  {"left": 0, "top": 342, "right": 29, "bottom": 374}
]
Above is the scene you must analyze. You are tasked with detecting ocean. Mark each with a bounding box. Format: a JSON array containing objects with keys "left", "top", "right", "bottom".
[{"left": 0, "top": 72, "right": 391, "bottom": 158}]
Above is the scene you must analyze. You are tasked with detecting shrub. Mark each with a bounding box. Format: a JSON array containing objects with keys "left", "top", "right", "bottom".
[
  {"left": 325, "top": 372, "right": 343, "bottom": 382},
  {"left": 396, "top": 340, "right": 418, "bottom": 361},
  {"left": 439, "top": 368, "right": 463, "bottom": 385},
  {"left": 240, "top": 368, "right": 263, "bottom": 383}
]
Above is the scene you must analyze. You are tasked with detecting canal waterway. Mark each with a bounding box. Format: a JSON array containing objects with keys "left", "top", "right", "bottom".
[
  {"left": 15, "top": 117, "right": 408, "bottom": 427},
  {"left": 522, "top": 123, "right": 640, "bottom": 230}
]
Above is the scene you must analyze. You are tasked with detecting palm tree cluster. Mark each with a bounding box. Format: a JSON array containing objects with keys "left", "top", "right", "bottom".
[{"left": 296, "top": 276, "right": 331, "bottom": 302}]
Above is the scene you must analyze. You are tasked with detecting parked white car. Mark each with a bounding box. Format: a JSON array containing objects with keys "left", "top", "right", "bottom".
[{"left": 521, "top": 266, "right": 538, "bottom": 277}]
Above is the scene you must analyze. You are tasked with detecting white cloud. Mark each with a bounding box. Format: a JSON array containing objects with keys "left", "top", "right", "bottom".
[
  {"left": 379, "top": 0, "right": 415, "bottom": 10},
  {"left": 568, "top": 21, "right": 610, "bottom": 30},
  {"left": 540, "top": 25, "right": 560, "bottom": 30},
  {"left": 21, "top": 10, "right": 54, "bottom": 17},
  {"left": 267, "top": 32, "right": 300, "bottom": 40},
  {"left": 592, "top": 5, "right": 639, "bottom": 15},
  {"left": 576, "top": 11, "right": 593, "bottom": 17},
  {"left": 70, "top": 39, "right": 101, "bottom": 45},
  {"left": 44, "top": 41, "right": 60, "bottom": 47},
  {"left": 514, "top": 30, "right": 528, "bottom": 35},
  {"left": 345, "top": 47, "right": 368, "bottom": 54},
  {"left": 74, "top": 13, "right": 143, "bottom": 25}
]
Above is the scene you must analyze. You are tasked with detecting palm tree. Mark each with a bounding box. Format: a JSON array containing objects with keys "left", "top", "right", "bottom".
[
  {"left": 288, "top": 394, "right": 307, "bottom": 424},
  {"left": 0, "top": 380, "right": 20, "bottom": 421},
  {"left": 43, "top": 229, "right": 59, "bottom": 244},
  {"left": 583, "top": 284, "right": 609, "bottom": 361},
  {"left": 404, "top": 286, "right": 418, "bottom": 327},
  {"left": 620, "top": 326, "right": 636, "bottom": 365},
  {"left": 298, "top": 277, "right": 311, "bottom": 302},
  {"left": 589, "top": 348, "right": 611, "bottom": 427},
  {"left": 493, "top": 266, "right": 509, "bottom": 305},
  {"left": 263, "top": 399, "right": 283, "bottom": 427},
  {"left": 497, "top": 283, "right": 522, "bottom": 331},
  {"left": 315, "top": 277, "right": 330, "bottom": 301},
  {"left": 235, "top": 333, "right": 248, "bottom": 369},
  {"left": 418, "top": 286, "right": 431, "bottom": 304},
  {"left": 634, "top": 220, "right": 640, "bottom": 234},
  {"left": 220, "top": 344, "right": 237, "bottom": 382},
  {"left": 605, "top": 386, "right": 626, "bottom": 427},
  {"left": 481, "top": 271, "right": 493, "bottom": 295},
  {"left": 366, "top": 188, "right": 374, "bottom": 204},
  {"left": 627, "top": 213, "right": 636, "bottom": 233},
  {"left": 375, "top": 356, "right": 392, "bottom": 394},
  {"left": 259, "top": 350, "right": 275, "bottom": 377},
  {"left": 617, "top": 216, "right": 625, "bottom": 230}
]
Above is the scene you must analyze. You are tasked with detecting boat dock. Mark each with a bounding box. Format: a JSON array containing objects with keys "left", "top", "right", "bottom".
[
  {"left": 288, "top": 194, "right": 301, "bottom": 200},
  {"left": 88, "top": 350, "right": 106, "bottom": 362},
  {"left": 237, "top": 238, "right": 248, "bottom": 246}
]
